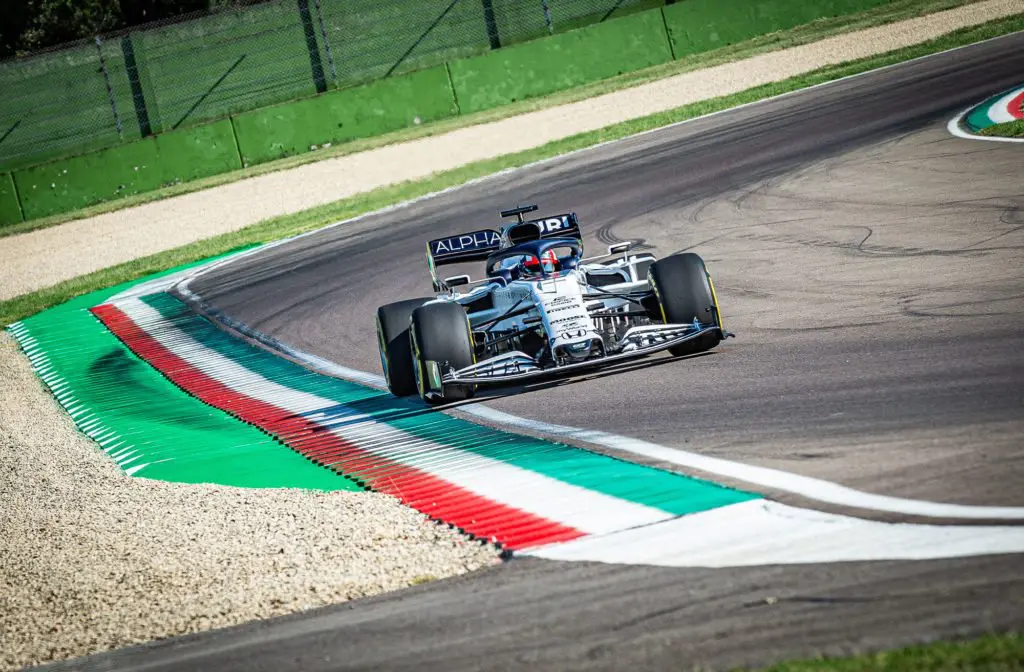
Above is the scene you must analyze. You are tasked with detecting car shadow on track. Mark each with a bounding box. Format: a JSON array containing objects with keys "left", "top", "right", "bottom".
[
  {"left": 330, "top": 351, "right": 714, "bottom": 430},
  {"left": 444, "top": 350, "right": 716, "bottom": 408}
]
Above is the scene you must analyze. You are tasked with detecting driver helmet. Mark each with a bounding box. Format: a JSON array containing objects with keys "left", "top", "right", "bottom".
[{"left": 524, "top": 249, "right": 558, "bottom": 274}]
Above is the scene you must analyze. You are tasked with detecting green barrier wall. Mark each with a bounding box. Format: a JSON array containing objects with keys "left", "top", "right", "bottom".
[
  {"left": 231, "top": 66, "right": 458, "bottom": 166},
  {"left": 663, "top": 0, "right": 891, "bottom": 57},
  {"left": 153, "top": 119, "right": 242, "bottom": 183},
  {"left": 448, "top": 9, "right": 673, "bottom": 114},
  {"left": 13, "top": 120, "right": 241, "bottom": 220},
  {"left": 15, "top": 141, "right": 160, "bottom": 221},
  {"left": 0, "top": 172, "right": 23, "bottom": 227},
  {"left": 7, "top": 1, "right": 907, "bottom": 222}
]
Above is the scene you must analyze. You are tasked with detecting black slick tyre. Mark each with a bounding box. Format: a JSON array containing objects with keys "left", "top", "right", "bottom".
[
  {"left": 376, "top": 298, "right": 431, "bottom": 397},
  {"left": 648, "top": 252, "right": 723, "bottom": 356},
  {"left": 409, "top": 302, "right": 476, "bottom": 405}
]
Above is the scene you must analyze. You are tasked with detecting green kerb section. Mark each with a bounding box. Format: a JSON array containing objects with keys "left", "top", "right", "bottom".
[
  {"left": 142, "top": 292, "right": 758, "bottom": 516},
  {"left": 9, "top": 261, "right": 357, "bottom": 491},
  {"left": 962, "top": 88, "right": 1022, "bottom": 132},
  {"left": 966, "top": 102, "right": 995, "bottom": 132}
]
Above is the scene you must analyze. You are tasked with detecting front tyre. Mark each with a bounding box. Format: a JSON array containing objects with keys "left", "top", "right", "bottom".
[
  {"left": 376, "top": 298, "right": 431, "bottom": 397},
  {"left": 648, "top": 252, "right": 724, "bottom": 356},
  {"left": 410, "top": 302, "right": 476, "bottom": 405}
]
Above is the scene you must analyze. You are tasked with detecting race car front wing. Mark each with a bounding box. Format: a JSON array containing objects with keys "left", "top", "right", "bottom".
[{"left": 441, "top": 320, "right": 728, "bottom": 385}]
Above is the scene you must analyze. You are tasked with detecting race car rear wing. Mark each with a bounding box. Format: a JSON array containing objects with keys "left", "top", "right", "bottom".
[
  {"left": 425, "top": 208, "right": 582, "bottom": 290},
  {"left": 426, "top": 229, "right": 501, "bottom": 290}
]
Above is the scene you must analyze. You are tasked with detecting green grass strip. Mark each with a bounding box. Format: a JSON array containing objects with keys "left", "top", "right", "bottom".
[
  {"left": 141, "top": 292, "right": 757, "bottom": 515},
  {"left": 758, "top": 632, "right": 1024, "bottom": 671},
  {"left": 9, "top": 261, "right": 359, "bottom": 491},
  {"left": 2, "top": 14, "right": 1022, "bottom": 328},
  {"left": 980, "top": 118, "right": 1024, "bottom": 137}
]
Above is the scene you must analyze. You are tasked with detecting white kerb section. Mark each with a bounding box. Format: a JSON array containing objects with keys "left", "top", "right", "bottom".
[
  {"left": 115, "top": 298, "right": 674, "bottom": 536},
  {"left": 989, "top": 87, "right": 1024, "bottom": 123},
  {"left": 464, "top": 406, "right": 1024, "bottom": 521},
  {"left": 526, "top": 500, "right": 1024, "bottom": 567}
]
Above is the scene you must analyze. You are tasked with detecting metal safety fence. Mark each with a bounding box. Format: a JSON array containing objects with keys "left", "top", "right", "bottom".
[{"left": 0, "top": 0, "right": 666, "bottom": 170}]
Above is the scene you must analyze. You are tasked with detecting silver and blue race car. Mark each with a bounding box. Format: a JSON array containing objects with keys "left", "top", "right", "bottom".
[{"left": 376, "top": 205, "right": 731, "bottom": 404}]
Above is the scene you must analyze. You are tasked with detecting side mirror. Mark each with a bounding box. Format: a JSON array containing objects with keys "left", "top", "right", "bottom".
[
  {"left": 444, "top": 274, "right": 471, "bottom": 288},
  {"left": 608, "top": 242, "right": 631, "bottom": 255}
]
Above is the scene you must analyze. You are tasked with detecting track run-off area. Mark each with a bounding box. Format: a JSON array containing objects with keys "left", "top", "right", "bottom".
[{"left": 23, "top": 30, "right": 1024, "bottom": 672}]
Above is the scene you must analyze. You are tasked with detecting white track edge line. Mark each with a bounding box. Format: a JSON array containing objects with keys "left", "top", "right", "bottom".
[
  {"left": 948, "top": 106, "right": 1024, "bottom": 143},
  {"left": 522, "top": 500, "right": 1024, "bottom": 566}
]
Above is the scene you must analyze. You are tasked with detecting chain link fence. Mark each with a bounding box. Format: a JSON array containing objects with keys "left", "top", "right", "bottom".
[{"left": 0, "top": 0, "right": 665, "bottom": 170}]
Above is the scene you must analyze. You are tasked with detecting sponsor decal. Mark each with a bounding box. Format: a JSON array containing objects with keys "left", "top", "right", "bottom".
[
  {"left": 529, "top": 216, "right": 574, "bottom": 234},
  {"left": 430, "top": 230, "right": 500, "bottom": 257},
  {"left": 559, "top": 329, "right": 589, "bottom": 339}
]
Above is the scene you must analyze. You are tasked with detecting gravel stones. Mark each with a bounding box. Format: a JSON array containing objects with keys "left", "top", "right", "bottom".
[{"left": 0, "top": 333, "right": 499, "bottom": 671}]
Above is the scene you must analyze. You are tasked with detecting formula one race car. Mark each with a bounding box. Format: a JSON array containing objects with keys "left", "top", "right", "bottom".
[{"left": 376, "top": 205, "right": 730, "bottom": 404}]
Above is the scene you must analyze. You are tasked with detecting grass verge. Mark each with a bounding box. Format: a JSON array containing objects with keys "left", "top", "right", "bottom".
[
  {"left": 759, "top": 632, "right": 1024, "bottom": 671},
  {"left": 1, "top": 13, "right": 1022, "bottom": 327},
  {"left": 980, "top": 118, "right": 1024, "bottom": 137},
  {"left": 0, "top": 0, "right": 991, "bottom": 239}
]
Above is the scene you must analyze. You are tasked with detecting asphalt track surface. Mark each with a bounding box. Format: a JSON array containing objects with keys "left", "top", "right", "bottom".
[{"left": 53, "top": 33, "right": 1024, "bottom": 671}]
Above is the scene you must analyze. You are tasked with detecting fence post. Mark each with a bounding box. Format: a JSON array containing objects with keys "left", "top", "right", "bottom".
[
  {"left": 312, "top": 0, "right": 337, "bottom": 85},
  {"left": 481, "top": 0, "right": 501, "bottom": 49},
  {"left": 541, "top": 0, "right": 554, "bottom": 33},
  {"left": 94, "top": 36, "right": 124, "bottom": 139},
  {"left": 120, "top": 34, "right": 152, "bottom": 137},
  {"left": 296, "top": 0, "right": 328, "bottom": 94}
]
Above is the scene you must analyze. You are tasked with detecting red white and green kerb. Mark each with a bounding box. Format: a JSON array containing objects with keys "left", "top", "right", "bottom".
[
  {"left": 964, "top": 84, "right": 1024, "bottom": 131},
  {"left": 11, "top": 258, "right": 1024, "bottom": 566}
]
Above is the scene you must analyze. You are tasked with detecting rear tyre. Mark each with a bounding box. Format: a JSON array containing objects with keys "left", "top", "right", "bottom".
[
  {"left": 648, "top": 252, "right": 724, "bottom": 356},
  {"left": 376, "top": 298, "right": 431, "bottom": 397},
  {"left": 410, "top": 302, "right": 476, "bottom": 405}
]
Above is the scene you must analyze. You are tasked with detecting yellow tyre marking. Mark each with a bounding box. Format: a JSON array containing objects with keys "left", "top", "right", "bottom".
[
  {"left": 375, "top": 316, "right": 391, "bottom": 387},
  {"left": 650, "top": 275, "right": 669, "bottom": 323},
  {"left": 707, "top": 272, "right": 725, "bottom": 333}
]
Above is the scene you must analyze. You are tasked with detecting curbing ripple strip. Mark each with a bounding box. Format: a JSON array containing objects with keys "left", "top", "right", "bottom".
[
  {"left": 7, "top": 264, "right": 355, "bottom": 490},
  {"left": 91, "top": 291, "right": 757, "bottom": 550},
  {"left": 963, "top": 83, "right": 1024, "bottom": 131},
  {"left": 11, "top": 261, "right": 1024, "bottom": 563}
]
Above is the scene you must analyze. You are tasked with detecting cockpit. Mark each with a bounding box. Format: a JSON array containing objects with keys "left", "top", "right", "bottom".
[{"left": 486, "top": 240, "right": 580, "bottom": 282}]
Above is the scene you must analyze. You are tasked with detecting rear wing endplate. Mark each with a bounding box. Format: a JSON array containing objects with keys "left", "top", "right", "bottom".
[{"left": 426, "top": 229, "right": 501, "bottom": 290}]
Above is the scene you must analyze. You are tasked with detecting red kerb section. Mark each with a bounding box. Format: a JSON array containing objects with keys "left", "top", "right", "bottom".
[
  {"left": 91, "top": 303, "right": 584, "bottom": 550},
  {"left": 1008, "top": 90, "right": 1024, "bottom": 119}
]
